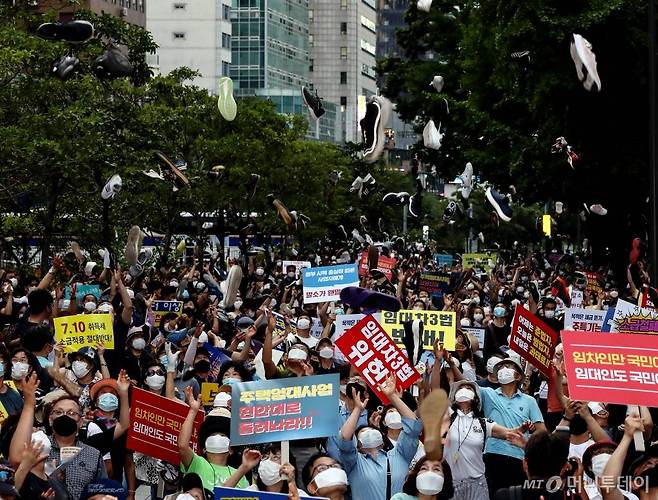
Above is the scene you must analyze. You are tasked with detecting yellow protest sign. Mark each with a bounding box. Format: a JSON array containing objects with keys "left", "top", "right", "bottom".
[
  {"left": 380, "top": 310, "right": 456, "bottom": 350},
  {"left": 201, "top": 383, "right": 221, "bottom": 406},
  {"left": 152, "top": 301, "right": 183, "bottom": 327},
  {"left": 54, "top": 313, "right": 114, "bottom": 352},
  {"left": 462, "top": 253, "right": 497, "bottom": 271}
]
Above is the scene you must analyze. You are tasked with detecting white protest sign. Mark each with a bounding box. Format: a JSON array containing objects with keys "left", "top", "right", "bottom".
[{"left": 564, "top": 307, "right": 606, "bottom": 333}]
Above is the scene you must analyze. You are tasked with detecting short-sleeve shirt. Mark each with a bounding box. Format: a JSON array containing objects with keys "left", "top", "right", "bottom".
[
  {"left": 181, "top": 452, "right": 248, "bottom": 491},
  {"left": 480, "top": 386, "right": 544, "bottom": 460}
]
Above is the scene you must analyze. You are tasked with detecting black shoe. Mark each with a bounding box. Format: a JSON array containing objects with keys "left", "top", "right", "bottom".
[
  {"left": 382, "top": 192, "right": 410, "bottom": 206},
  {"left": 409, "top": 193, "right": 422, "bottom": 218},
  {"left": 361, "top": 174, "right": 376, "bottom": 197},
  {"left": 329, "top": 170, "right": 341, "bottom": 186},
  {"left": 247, "top": 174, "right": 260, "bottom": 199},
  {"left": 36, "top": 20, "right": 94, "bottom": 43},
  {"left": 485, "top": 187, "right": 512, "bottom": 222},
  {"left": 302, "top": 86, "right": 325, "bottom": 120},
  {"left": 52, "top": 55, "right": 79, "bottom": 80},
  {"left": 443, "top": 201, "right": 458, "bottom": 223},
  {"left": 93, "top": 44, "right": 133, "bottom": 79},
  {"left": 154, "top": 151, "right": 191, "bottom": 190},
  {"left": 360, "top": 99, "right": 381, "bottom": 156}
]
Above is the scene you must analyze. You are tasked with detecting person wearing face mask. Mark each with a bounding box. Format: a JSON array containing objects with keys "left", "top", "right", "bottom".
[
  {"left": 483, "top": 303, "right": 509, "bottom": 360},
  {"left": 218, "top": 362, "right": 251, "bottom": 387},
  {"left": 326, "top": 376, "right": 369, "bottom": 462},
  {"left": 121, "top": 327, "right": 154, "bottom": 386},
  {"left": 539, "top": 298, "right": 563, "bottom": 334},
  {"left": 445, "top": 381, "right": 525, "bottom": 500},
  {"left": 471, "top": 307, "right": 485, "bottom": 327},
  {"left": 581, "top": 441, "right": 639, "bottom": 500},
  {"left": 391, "top": 457, "right": 455, "bottom": 500},
  {"left": 477, "top": 358, "right": 547, "bottom": 496},
  {"left": 302, "top": 453, "right": 349, "bottom": 500},
  {"left": 178, "top": 387, "right": 255, "bottom": 490},
  {"left": 290, "top": 314, "right": 319, "bottom": 349},
  {"left": 59, "top": 347, "right": 103, "bottom": 414},
  {"left": 22, "top": 324, "right": 55, "bottom": 369},
  {"left": 0, "top": 351, "right": 22, "bottom": 426},
  {"left": 379, "top": 405, "right": 425, "bottom": 467},
  {"left": 13, "top": 428, "right": 67, "bottom": 499},
  {"left": 314, "top": 338, "right": 340, "bottom": 375},
  {"left": 239, "top": 444, "right": 302, "bottom": 494},
  {"left": 338, "top": 375, "right": 422, "bottom": 500},
  {"left": 81, "top": 294, "right": 98, "bottom": 314},
  {"left": 9, "top": 374, "right": 107, "bottom": 500},
  {"left": 9, "top": 348, "right": 51, "bottom": 400}
]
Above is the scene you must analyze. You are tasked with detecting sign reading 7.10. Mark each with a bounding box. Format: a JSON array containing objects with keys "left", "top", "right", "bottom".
[{"left": 54, "top": 313, "right": 114, "bottom": 352}]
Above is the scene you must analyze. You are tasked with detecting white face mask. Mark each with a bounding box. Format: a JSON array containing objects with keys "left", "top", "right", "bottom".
[
  {"left": 544, "top": 309, "right": 555, "bottom": 319},
  {"left": 455, "top": 388, "right": 475, "bottom": 402},
  {"left": 170, "top": 280, "right": 179, "bottom": 288},
  {"left": 467, "top": 283, "right": 475, "bottom": 291},
  {"left": 313, "top": 467, "right": 348, "bottom": 489},
  {"left": 205, "top": 434, "right": 230, "bottom": 454},
  {"left": 460, "top": 318, "right": 471, "bottom": 327},
  {"left": 384, "top": 411, "right": 403, "bottom": 429},
  {"left": 84, "top": 301, "right": 96, "bottom": 312},
  {"left": 258, "top": 459, "right": 282, "bottom": 486},
  {"left": 297, "top": 318, "right": 311, "bottom": 330},
  {"left": 473, "top": 313, "right": 484, "bottom": 322},
  {"left": 71, "top": 360, "right": 90, "bottom": 378},
  {"left": 497, "top": 367, "right": 517, "bottom": 385},
  {"left": 270, "top": 298, "right": 277, "bottom": 307},
  {"left": 132, "top": 338, "right": 146, "bottom": 350},
  {"left": 256, "top": 268, "right": 265, "bottom": 277},
  {"left": 416, "top": 471, "right": 445, "bottom": 495},
  {"left": 319, "top": 347, "right": 334, "bottom": 359},
  {"left": 11, "top": 361, "right": 29, "bottom": 380},
  {"left": 145, "top": 374, "right": 165, "bottom": 390},
  {"left": 234, "top": 301, "right": 243, "bottom": 310},
  {"left": 591, "top": 453, "right": 612, "bottom": 478},
  {"left": 358, "top": 428, "right": 383, "bottom": 449},
  {"left": 31, "top": 430, "right": 51, "bottom": 456},
  {"left": 609, "top": 290, "right": 619, "bottom": 299},
  {"left": 288, "top": 348, "right": 307, "bottom": 361}
]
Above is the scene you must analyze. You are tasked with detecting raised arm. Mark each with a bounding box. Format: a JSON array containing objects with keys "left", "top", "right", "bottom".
[
  {"left": 9, "top": 373, "right": 40, "bottom": 467},
  {"left": 114, "top": 269, "right": 134, "bottom": 325},
  {"left": 178, "top": 386, "right": 200, "bottom": 469},
  {"left": 601, "top": 414, "right": 644, "bottom": 500},
  {"left": 165, "top": 343, "right": 180, "bottom": 401},
  {"left": 263, "top": 312, "right": 278, "bottom": 379},
  {"left": 340, "top": 389, "right": 368, "bottom": 441},
  {"left": 114, "top": 369, "right": 131, "bottom": 438},
  {"left": 224, "top": 449, "right": 261, "bottom": 487}
]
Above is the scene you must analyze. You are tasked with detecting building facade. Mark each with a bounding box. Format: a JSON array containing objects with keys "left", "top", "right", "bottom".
[
  {"left": 36, "top": 0, "right": 146, "bottom": 26},
  {"left": 147, "top": 0, "right": 232, "bottom": 92},
  {"left": 308, "top": 0, "right": 378, "bottom": 143}
]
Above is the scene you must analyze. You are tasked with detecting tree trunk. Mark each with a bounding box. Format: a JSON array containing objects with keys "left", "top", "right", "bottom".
[{"left": 40, "top": 176, "right": 60, "bottom": 273}]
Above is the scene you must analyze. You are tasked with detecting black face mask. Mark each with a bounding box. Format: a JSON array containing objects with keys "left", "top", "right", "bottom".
[
  {"left": 195, "top": 360, "right": 211, "bottom": 373},
  {"left": 52, "top": 415, "right": 78, "bottom": 437},
  {"left": 569, "top": 415, "right": 588, "bottom": 436}
]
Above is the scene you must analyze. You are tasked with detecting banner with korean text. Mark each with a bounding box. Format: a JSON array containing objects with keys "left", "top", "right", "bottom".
[
  {"left": 65, "top": 284, "right": 101, "bottom": 301},
  {"left": 335, "top": 315, "right": 420, "bottom": 404},
  {"left": 127, "top": 388, "right": 204, "bottom": 465},
  {"left": 611, "top": 299, "right": 658, "bottom": 334},
  {"left": 214, "top": 486, "right": 325, "bottom": 500},
  {"left": 358, "top": 252, "right": 397, "bottom": 280},
  {"left": 302, "top": 264, "right": 359, "bottom": 304},
  {"left": 418, "top": 272, "right": 451, "bottom": 294},
  {"left": 54, "top": 313, "right": 114, "bottom": 352},
  {"left": 562, "top": 330, "right": 658, "bottom": 407},
  {"left": 509, "top": 305, "right": 557, "bottom": 377},
  {"left": 152, "top": 300, "right": 183, "bottom": 328},
  {"left": 564, "top": 307, "right": 606, "bottom": 333},
  {"left": 380, "top": 310, "right": 456, "bottom": 350},
  {"left": 230, "top": 374, "right": 339, "bottom": 446}
]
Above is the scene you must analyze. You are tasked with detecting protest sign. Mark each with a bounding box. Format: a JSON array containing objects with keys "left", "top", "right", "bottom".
[
  {"left": 509, "top": 305, "right": 557, "bottom": 377},
  {"left": 562, "top": 330, "right": 658, "bottom": 407},
  {"left": 273, "top": 311, "right": 296, "bottom": 337},
  {"left": 127, "top": 387, "right": 204, "bottom": 465},
  {"left": 586, "top": 272, "right": 602, "bottom": 294},
  {"left": 152, "top": 301, "right": 183, "bottom": 328},
  {"left": 214, "top": 486, "right": 324, "bottom": 500},
  {"left": 230, "top": 374, "right": 339, "bottom": 446},
  {"left": 564, "top": 307, "right": 606, "bottom": 332},
  {"left": 462, "top": 326, "right": 485, "bottom": 356},
  {"left": 640, "top": 285, "right": 657, "bottom": 310},
  {"left": 570, "top": 290, "right": 583, "bottom": 308},
  {"left": 601, "top": 307, "right": 616, "bottom": 332},
  {"left": 54, "top": 313, "right": 114, "bottom": 352},
  {"left": 335, "top": 315, "right": 420, "bottom": 404},
  {"left": 64, "top": 284, "right": 100, "bottom": 301},
  {"left": 309, "top": 317, "right": 323, "bottom": 339},
  {"left": 611, "top": 299, "right": 658, "bottom": 334},
  {"left": 283, "top": 260, "right": 311, "bottom": 277},
  {"left": 201, "top": 383, "right": 221, "bottom": 406},
  {"left": 380, "top": 310, "right": 456, "bottom": 350},
  {"left": 358, "top": 252, "right": 397, "bottom": 280},
  {"left": 206, "top": 345, "right": 231, "bottom": 380},
  {"left": 462, "top": 252, "right": 497, "bottom": 271},
  {"left": 418, "top": 272, "right": 451, "bottom": 294},
  {"left": 434, "top": 253, "right": 454, "bottom": 268},
  {"left": 302, "top": 264, "right": 359, "bottom": 304}
]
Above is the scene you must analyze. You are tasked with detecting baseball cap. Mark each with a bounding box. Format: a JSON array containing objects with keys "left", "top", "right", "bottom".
[{"left": 236, "top": 316, "right": 255, "bottom": 331}]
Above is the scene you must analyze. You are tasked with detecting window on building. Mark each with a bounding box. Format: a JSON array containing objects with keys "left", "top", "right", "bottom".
[
  {"left": 222, "top": 33, "right": 231, "bottom": 48},
  {"left": 173, "top": 2, "right": 186, "bottom": 9},
  {"left": 309, "top": 9, "right": 314, "bottom": 22},
  {"left": 340, "top": 96, "right": 347, "bottom": 106},
  {"left": 223, "top": 4, "right": 230, "bottom": 19},
  {"left": 173, "top": 32, "right": 186, "bottom": 40},
  {"left": 340, "top": 72, "right": 347, "bottom": 84},
  {"left": 340, "top": 22, "right": 347, "bottom": 34},
  {"left": 341, "top": 0, "right": 347, "bottom": 9},
  {"left": 222, "top": 61, "right": 230, "bottom": 76},
  {"left": 309, "top": 58, "right": 314, "bottom": 72},
  {"left": 340, "top": 46, "right": 347, "bottom": 59},
  {"left": 309, "top": 34, "right": 314, "bottom": 46}
]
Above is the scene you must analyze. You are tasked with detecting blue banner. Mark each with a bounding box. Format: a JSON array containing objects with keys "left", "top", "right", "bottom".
[
  {"left": 215, "top": 486, "right": 324, "bottom": 500},
  {"left": 206, "top": 345, "right": 231, "bottom": 380},
  {"left": 302, "top": 263, "right": 359, "bottom": 304},
  {"left": 434, "top": 253, "right": 454, "bottom": 268},
  {"left": 230, "top": 373, "right": 340, "bottom": 446},
  {"left": 64, "top": 284, "right": 101, "bottom": 301}
]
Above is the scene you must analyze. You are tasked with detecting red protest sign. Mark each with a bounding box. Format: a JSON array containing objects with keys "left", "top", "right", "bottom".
[
  {"left": 127, "top": 387, "right": 204, "bottom": 465},
  {"left": 335, "top": 315, "right": 420, "bottom": 404},
  {"left": 510, "top": 305, "right": 557, "bottom": 377},
  {"left": 562, "top": 330, "right": 658, "bottom": 407},
  {"left": 358, "top": 252, "right": 397, "bottom": 281}
]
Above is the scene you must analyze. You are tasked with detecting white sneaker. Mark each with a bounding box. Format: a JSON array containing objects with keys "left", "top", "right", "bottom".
[
  {"left": 417, "top": 0, "right": 432, "bottom": 12},
  {"left": 458, "top": 162, "right": 473, "bottom": 199},
  {"left": 430, "top": 75, "right": 444, "bottom": 92},
  {"left": 423, "top": 120, "right": 444, "bottom": 149},
  {"left": 555, "top": 201, "right": 564, "bottom": 214},
  {"left": 101, "top": 174, "right": 122, "bottom": 200},
  {"left": 570, "top": 34, "right": 601, "bottom": 92},
  {"left": 143, "top": 168, "right": 165, "bottom": 180},
  {"left": 589, "top": 204, "right": 607, "bottom": 215}
]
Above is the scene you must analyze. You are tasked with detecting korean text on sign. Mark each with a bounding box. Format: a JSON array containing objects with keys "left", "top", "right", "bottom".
[
  {"left": 302, "top": 264, "right": 359, "bottom": 304},
  {"left": 358, "top": 252, "right": 397, "bottom": 280},
  {"left": 509, "top": 305, "right": 557, "bottom": 377},
  {"left": 336, "top": 315, "right": 420, "bottom": 404},
  {"left": 564, "top": 307, "right": 606, "bottom": 333},
  {"left": 418, "top": 272, "right": 451, "bottom": 294},
  {"left": 562, "top": 330, "right": 658, "bottom": 407},
  {"left": 230, "top": 374, "right": 339, "bottom": 446},
  {"left": 54, "top": 313, "right": 114, "bottom": 352},
  {"left": 127, "top": 387, "right": 204, "bottom": 465},
  {"left": 380, "top": 310, "right": 456, "bottom": 351},
  {"left": 152, "top": 300, "right": 183, "bottom": 328}
]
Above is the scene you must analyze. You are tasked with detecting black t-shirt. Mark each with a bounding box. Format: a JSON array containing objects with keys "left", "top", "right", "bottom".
[
  {"left": 19, "top": 471, "right": 50, "bottom": 499},
  {"left": 494, "top": 485, "right": 577, "bottom": 500}
]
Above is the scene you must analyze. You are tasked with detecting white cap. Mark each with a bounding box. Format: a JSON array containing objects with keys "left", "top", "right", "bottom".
[
  {"left": 198, "top": 332, "right": 208, "bottom": 344},
  {"left": 588, "top": 402, "right": 606, "bottom": 415},
  {"left": 213, "top": 392, "right": 231, "bottom": 408},
  {"left": 84, "top": 261, "right": 97, "bottom": 276}
]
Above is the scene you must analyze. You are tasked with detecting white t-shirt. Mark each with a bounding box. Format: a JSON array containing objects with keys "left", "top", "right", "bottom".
[
  {"left": 584, "top": 483, "right": 639, "bottom": 500},
  {"left": 569, "top": 439, "right": 595, "bottom": 460},
  {"left": 444, "top": 409, "right": 494, "bottom": 481},
  {"left": 295, "top": 335, "right": 319, "bottom": 349}
]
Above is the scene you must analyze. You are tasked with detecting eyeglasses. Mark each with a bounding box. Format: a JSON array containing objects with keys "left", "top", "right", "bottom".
[
  {"left": 147, "top": 369, "right": 165, "bottom": 377},
  {"left": 312, "top": 463, "right": 342, "bottom": 475},
  {"left": 52, "top": 409, "right": 81, "bottom": 419}
]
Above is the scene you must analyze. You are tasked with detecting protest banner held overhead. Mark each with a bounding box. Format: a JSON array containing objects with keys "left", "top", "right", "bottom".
[
  {"left": 611, "top": 299, "right": 658, "bottom": 334},
  {"left": 418, "top": 272, "right": 451, "bottom": 294},
  {"left": 433, "top": 253, "right": 454, "bottom": 268},
  {"left": 509, "top": 305, "right": 557, "bottom": 377},
  {"left": 127, "top": 388, "right": 204, "bottom": 465},
  {"left": 302, "top": 263, "right": 359, "bottom": 304},
  {"left": 152, "top": 300, "right": 183, "bottom": 328},
  {"left": 54, "top": 313, "right": 114, "bottom": 351},
  {"left": 64, "top": 283, "right": 100, "bottom": 301},
  {"left": 564, "top": 307, "right": 606, "bottom": 332},
  {"left": 214, "top": 486, "right": 326, "bottom": 500},
  {"left": 380, "top": 310, "right": 456, "bottom": 350},
  {"left": 462, "top": 252, "right": 497, "bottom": 271},
  {"left": 230, "top": 374, "right": 339, "bottom": 446},
  {"left": 282, "top": 260, "right": 311, "bottom": 277},
  {"left": 336, "top": 315, "right": 420, "bottom": 404},
  {"left": 562, "top": 330, "right": 658, "bottom": 407},
  {"left": 462, "top": 326, "right": 485, "bottom": 356},
  {"left": 358, "top": 251, "right": 397, "bottom": 280}
]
